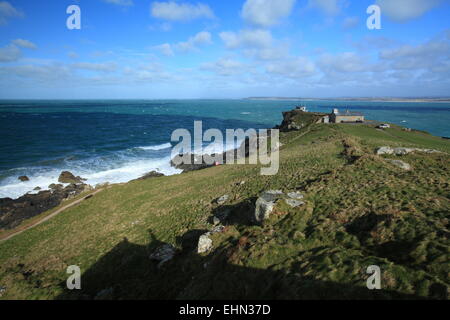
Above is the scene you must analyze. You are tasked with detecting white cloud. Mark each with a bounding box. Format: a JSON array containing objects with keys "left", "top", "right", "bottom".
[
  {"left": 313, "top": 32, "right": 450, "bottom": 88},
  {"left": 123, "top": 63, "right": 176, "bottom": 82},
  {"left": 379, "top": 38, "right": 450, "bottom": 71},
  {"left": 154, "top": 43, "right": 174, "bottom": 56},
  {"left": 220, "top": 29, "right": 273, "bottom": 49},
  {"left": 0, "top": 1, "right": 24, "bottom": 25},
  {"left": 72, "top": 62, "right": 117, "bottom": 73},
  {"left": 376, "top": 0, "right": 444, "bottom": 22},
  {"left": 241, "top": 0, "right": 296, "bottom": 27},
  {"left": 201, "top": 58, "right": 245, "bottom": 76},
  {"left": 219, "top": 29, "right": 290, "bottom": 61},
  {"left": 176, "top": 31, "right": 212, "bottom": 52},
  {"left": 0, "top": 64, "right": 72, "bottom": 83},
  {"left": 380, "top": 40, "right": 449, "bottom": 60},
  {"left": 154, "top": 31, "right": 212, "bottom": 56},
  {"left": 102, "top": 0, "right": 134, "bottom": 6},
  {"left": 151, "top": 1, "right": 214, "bottom": 21},
  {"left": 308, "top": 0, "right": 342, "bottom": 15},
  {"left": 0, "top": 39, "right": 36, "bottom": 62},
  {"left": 0, "top": 43, "right": 21, "bottom": 62},
  {"left": 318, "top": 52, "right": 372, "bottom": 73},
  {"left": 12, "top": 39, "right": 37, "bottom": 49},
  {"left": 244, "top": 45, "right": 290, "bottom": 61},
  {"left": 266, "top": 57, "right": 316, "bottom": 78}
]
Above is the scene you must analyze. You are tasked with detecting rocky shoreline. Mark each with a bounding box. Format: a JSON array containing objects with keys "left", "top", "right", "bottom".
[
  {"left": 0, "top": 108, "right": 352, "bottom": 231},
  {"left": 0, "top": 129, "right": 277, "bottom": 231},
  {"left": 0, "top": 111, "right": 294, "bottom": 231},
  {"left": 0, "top": 171, "right": 95, "bottom": 230}
]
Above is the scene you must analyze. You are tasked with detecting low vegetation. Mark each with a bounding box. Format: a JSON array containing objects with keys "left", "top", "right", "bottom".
[{"left": 0, "top": 114, "right": 448, "bottom": 300}]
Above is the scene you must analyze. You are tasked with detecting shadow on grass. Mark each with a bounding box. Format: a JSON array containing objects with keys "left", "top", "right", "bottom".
[{"left": 56, "top": 228, "right": 426, "bottom": 300}]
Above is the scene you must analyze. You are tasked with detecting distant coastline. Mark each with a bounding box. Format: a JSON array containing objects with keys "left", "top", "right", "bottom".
[{"left": 244, "top": 97, "right": 450, "bottom": 103}]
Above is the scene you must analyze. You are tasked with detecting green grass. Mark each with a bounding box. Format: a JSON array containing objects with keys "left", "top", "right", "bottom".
[{"left": 0, "top": 118, "right": 449, "bottom": 300}]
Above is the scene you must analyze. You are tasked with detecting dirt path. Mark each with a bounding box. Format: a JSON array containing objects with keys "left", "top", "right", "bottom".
[
  {"left": 289, "top": 127, "right": 312, "bottom": 144},
  {"left": 0, "top": 188, "right": 104, "bottom": 242}
]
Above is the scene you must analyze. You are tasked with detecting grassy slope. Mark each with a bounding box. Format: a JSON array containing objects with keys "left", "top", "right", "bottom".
[{"left": 0, "top": 120, "right": 448, "bottom": 300}]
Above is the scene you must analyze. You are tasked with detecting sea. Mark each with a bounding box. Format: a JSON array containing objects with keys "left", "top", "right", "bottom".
[{"left": 0, "top": 99, "right": 449, "bottom": 199}]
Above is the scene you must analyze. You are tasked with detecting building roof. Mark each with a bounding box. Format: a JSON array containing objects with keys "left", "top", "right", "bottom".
[{"left": 334, "top": 110, "right": 364, "bottom": 117}]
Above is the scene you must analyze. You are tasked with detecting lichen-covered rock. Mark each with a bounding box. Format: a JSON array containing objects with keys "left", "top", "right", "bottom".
[
  {"left": 253, "top": 190, "right": 285, "bottom": 224},
  {"left": 285, "top": 199, "right": 305, "bottom": 208},
  {"left": 215, "top": 195, "right": 229, "bottom": 205},
  {"left": 287, "top": 192, "right": 304, "bottom": 200},
  {"left": 393, "top": 148, "right": 415, "bottom": 156},
  {"left": 376, "top": 147, "right": 394, "bottom": 155},
  {"left": 377, "top": 146, "right": 442, "bottom": 156},
  {"left": 260, "top": 190, "right": 284, "bottom": 202},
  {"left": 254, "top": 198, "right": 275, "bottom": 223},
  {"left": 386, "top": 159, "right": 412, "bottom": 171},
  {"left": 197, "top": 234, "right": 213, "bottom": 254},
  {"left": 211, "top": 225, "right": 225, "bottom": 234}
]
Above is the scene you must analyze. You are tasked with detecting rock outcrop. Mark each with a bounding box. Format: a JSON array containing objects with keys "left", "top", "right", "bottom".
[
  {"left": 170, "top": 131, "right": 274, "bottom": 173},
  {"left": 254, "top": 190, "right": 284, "bottom": 224},
  {"left": 18, "top": 176, "right": 30, "bottom": 182},
  {"left": 386, "top": 159, "right": 412, "bottom": 171},
  {"left": 197, "top": 234, "right": 213, "bottom": 254},
  {"left": 170, "top": 154, "right": 215, "bottom": 173},
  {"left": 285, "top": 199, "right": 305, "bottom": 208},
  {"left": 376, "top": 147, "right": 394, "bottom": 155},
  {"left": 277, "top": 110, "right": 325, "bottom": 132},
  {"left": 376, "top": 146, "right": 442, "bottom": 156},
  {"left": 149, "top": 244, "right": 177, "bottom": 268},
  {"left": 197, "top": 225, "right": 225, "bottom": 254},
  {"left": 254, "top": 190, "right": 306, "bottom": 224},
  {"left": 0, "top": 182, "right": 91, "bottom": 230},
  {"left": 131, "top": 171, "right": 165, "bottom": 182},
  {"left": 58, "top": 171, "right": 85, "bottom": 184},
  {"left": 214, "top": 194, "right": 229, "bottom": 205}
]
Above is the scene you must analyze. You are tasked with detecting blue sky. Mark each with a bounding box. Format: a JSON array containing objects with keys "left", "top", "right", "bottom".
[{"left": 0, "top": 0, "right": 449, "bottom": 99}]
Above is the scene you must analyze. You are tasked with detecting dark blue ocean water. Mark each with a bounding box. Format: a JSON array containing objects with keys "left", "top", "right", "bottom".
[{"left": 0, "top": 99, "right": 449, "bottom": 198}]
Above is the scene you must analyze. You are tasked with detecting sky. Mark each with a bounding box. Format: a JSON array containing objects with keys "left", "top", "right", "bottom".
[{"left": 0, "top": 0, "right": 449, "bottom": 99}]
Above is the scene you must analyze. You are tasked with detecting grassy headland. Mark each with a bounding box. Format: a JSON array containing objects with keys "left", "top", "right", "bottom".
[{"left": 0, "top": 111, "right": 449, "bottom": 300}]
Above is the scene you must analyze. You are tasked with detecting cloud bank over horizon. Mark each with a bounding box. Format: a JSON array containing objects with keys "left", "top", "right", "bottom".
[{"left": 0, "top": 0, "right": 449, "bottom": 99}]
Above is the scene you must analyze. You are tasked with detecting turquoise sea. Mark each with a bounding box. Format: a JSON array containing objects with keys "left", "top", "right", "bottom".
[{"left": 0, "top": 99, "right": 449, "bottom": 199}]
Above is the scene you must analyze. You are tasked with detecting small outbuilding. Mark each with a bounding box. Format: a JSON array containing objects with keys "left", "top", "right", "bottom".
[{"left": 329, "top": 109, "right": 364, "bottom": 123}]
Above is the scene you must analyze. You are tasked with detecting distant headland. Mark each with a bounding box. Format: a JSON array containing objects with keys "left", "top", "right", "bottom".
[{"left": 244, "top": 97, "right": 450, "bottom": 103}]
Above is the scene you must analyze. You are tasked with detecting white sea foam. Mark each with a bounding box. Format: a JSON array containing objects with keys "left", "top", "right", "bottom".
[
  {"left": 0, "top": 154, "right": 182, "bottom": 200},
  {"left": 0, "top": 138, "right": 243, "bottom": 199},
  {"left": 136, "top": 143, "right": 172, "bottom": 151},
  {"left": 0, "top": 171, "right": 62, "bottom": 199}
]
